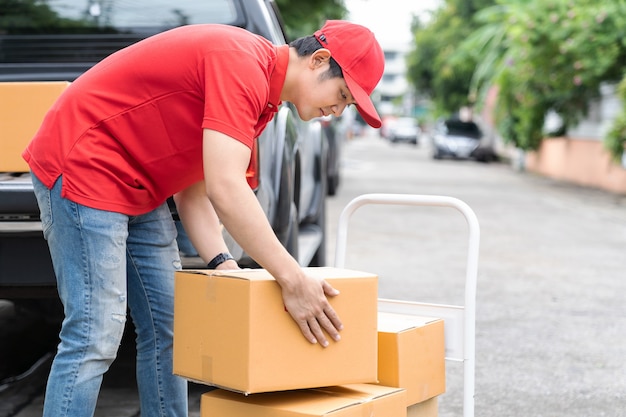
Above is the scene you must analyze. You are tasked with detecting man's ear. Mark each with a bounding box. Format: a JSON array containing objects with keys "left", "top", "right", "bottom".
[{"left": 309, "top": 48, "right": 332, "bottom": 69}]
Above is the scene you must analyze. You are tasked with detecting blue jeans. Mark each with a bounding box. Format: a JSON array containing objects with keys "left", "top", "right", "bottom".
[{"left": 32, "top": 174, "right": 188, "bottom": 417}]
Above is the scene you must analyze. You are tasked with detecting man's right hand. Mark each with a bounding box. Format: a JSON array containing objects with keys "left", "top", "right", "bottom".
[{"left": 281, "top": 273, "right": 343, "bottom": 347}]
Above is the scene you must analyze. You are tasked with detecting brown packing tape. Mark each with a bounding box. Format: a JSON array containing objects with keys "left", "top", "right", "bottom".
[{"left": 205, "top": 274, "right": 217, "bottom": 303}]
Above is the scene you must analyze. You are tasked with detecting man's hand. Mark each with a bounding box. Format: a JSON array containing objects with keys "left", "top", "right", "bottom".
[{"left": 282, "top": 275, "right": 343, "bottom": 347}]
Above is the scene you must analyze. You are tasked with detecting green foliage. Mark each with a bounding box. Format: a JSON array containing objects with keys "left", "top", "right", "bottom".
[
  {"left": 275, "top": 0, "right": 347, "bottom": 41},
  {"left": 0, "top": 0, "right": 58, "bottom": 33},
  {"left": 406, "top": 0, "right": 497, "bottom": 117},
  {"left": 461, "top": 0, "right": 626, "bottom": 152},
  {"left": 409, "top": 0, "right": 626, "bottom": 158},
  {"left": 605, "top": 77, "right": 626, "bottom": 163},
  {"left": 0, "top": 0, "right": 117, "bottom": 34}
]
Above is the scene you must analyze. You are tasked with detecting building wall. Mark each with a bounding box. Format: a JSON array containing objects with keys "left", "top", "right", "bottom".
[
  {"left": 523, "top": 83, "right": 626, "bottom": 195},
  {"left": 525, "top": 137, "right": 626, "bottom": 195}
]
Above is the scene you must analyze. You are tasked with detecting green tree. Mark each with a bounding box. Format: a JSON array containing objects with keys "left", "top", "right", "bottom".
[
  {"left": 606, "top": 77, "right": 626, "bottom": 163},
  {"left": 0, "top": 0, "right": 116, "bottom": 34},
  {"left": 462, "top": 0, "right": 626, "bottom": 151},
  {"left": 405, "top": 0, "right": 496, "bottom": 117},
  {"left": 275, "top": 0, "right": 347, "bottom": 41}
]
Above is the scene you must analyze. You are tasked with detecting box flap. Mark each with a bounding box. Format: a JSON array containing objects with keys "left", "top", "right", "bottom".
[
  {"left": 378, "top": 312, "right": 441, "bottom": 333},
  {"left": 314, "top": 384, "right": 405, "bottom": 401},
  {"left": 178, "top": 269, "right": 273, "bottom": 282},
  {"left": 201, "top": 388, "right": 365, "bottom": 416},
  {"left": 313, "top": 384, "right": 407, "bottom": 417},
  {"left": 182, "top": 267, "right": 376, "bottom": 282}
]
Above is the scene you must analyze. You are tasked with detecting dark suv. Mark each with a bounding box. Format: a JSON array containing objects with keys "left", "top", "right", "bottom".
[{"left": 0, "top": 0, "right": 329, "bottom": 297}]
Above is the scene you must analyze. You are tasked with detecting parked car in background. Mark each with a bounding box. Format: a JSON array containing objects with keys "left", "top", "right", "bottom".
[
  {"left": 387, "top": 117, "right": 421, "bottom": 145},
  {"left": 320, "top": 116, "right": 342, "bottom": 196},
  {"left": 0, "top": 0, "right": 329, "bottom": 299},
  {"left": 380, "top": 116, "right": 395, "bottom": 140},
  {"left": 431, "top": 118, "right": 497, "bottom": 162}
]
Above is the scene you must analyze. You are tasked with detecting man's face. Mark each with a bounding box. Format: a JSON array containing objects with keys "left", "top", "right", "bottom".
[{"left": 290, "top": 57, "right": 356, "bottom": 122}]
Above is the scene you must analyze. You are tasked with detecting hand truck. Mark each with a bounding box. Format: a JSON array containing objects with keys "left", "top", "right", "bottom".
[{"left": 333, "top": 193, "right": 479, "bottom": 417}]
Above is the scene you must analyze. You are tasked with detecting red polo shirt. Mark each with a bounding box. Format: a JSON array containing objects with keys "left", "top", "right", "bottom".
[{"left": 23, "top": 24, "right": 288, "bottom": 215}]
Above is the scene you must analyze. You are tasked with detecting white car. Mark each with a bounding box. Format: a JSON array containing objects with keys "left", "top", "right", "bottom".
[
  {"left": 388, "top": 117, "right": 420, "bottom": 145},
  {"left": 431, "top": 118, "right": 496, "bottom": 162}
]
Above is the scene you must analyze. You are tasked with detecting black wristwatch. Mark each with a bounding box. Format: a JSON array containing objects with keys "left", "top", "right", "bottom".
[{"left": 207, "top": 252, "right": 234, "bottom": 269}]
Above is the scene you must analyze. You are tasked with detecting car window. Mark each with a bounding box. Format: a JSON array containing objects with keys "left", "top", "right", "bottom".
[
  {"left": 1, "top": 0, "right": 240, "bottom": 33},
  {"left": 0, "top": 0, "right": 245, "bottom": 68},
  {"left": 444, "top": 120, "right": 482, "bottom": 138}
]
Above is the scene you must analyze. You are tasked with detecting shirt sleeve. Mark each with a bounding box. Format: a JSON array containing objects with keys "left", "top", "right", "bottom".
[{"left": 201, "top": 49, "right": 271, "bottom": 149}]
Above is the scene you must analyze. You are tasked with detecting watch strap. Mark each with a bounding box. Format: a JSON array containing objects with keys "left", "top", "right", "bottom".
[{"left": 207, "top": 252, "right": 234, "bottom": 269}]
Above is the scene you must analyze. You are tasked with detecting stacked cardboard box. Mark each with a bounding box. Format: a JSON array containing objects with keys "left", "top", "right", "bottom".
[
  {"left": 173, "top": 267, "right": 445, "bottom": 416},
  {"left": 377, "top": 311, "right": 446, "bottom": 404},
  {"left": 0, "top": 81, "right": 70, "bottom": 172},
  {"left": 200, "top": 383, "right": 406, "bottom": 417},
  {"left": 377, "top": 312, "right": 446, "bottom": 417},
  {"left": 173, "top": 267, "right": 379, "bottom": 392}
]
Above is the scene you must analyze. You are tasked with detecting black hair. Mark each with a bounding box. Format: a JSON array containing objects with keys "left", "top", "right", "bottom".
[{"left": 289, "top": 35, "right": 344, "bottom": 80}]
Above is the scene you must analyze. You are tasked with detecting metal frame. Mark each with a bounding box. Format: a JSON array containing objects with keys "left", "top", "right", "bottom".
[{"left": 333, "top": 193, "right": 479, "bottom": 417}]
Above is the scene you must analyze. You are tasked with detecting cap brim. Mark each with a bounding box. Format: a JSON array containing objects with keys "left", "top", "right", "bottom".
[{"left": 344, "top": 73, "right": 381, "bottom": 128}]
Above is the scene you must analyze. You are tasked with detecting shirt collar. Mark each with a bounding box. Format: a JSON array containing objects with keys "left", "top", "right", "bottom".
[{"left": 267, "top": 44, "right": 289, "bottom": 112}]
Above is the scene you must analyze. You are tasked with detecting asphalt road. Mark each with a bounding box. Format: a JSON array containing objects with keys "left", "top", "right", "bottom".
[{"left": 326, "top": 131, "right": 626, "bottom": 417}]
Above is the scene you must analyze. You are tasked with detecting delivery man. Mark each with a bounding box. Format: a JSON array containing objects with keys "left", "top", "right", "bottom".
[{"left": 23, "top": 20, "right": 384, "bottom": 417}]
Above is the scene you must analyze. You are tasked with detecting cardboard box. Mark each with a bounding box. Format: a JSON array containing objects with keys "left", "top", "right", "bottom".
[
  {"left": 200, "top": 384, "right": 406, "bottom": 417},
  {"left": 377, "top": 312, "right": 446, "bottom": 405},
  {"left": 315, "top": 384, "right": 407, "bottom": 416},
  {"left": 0, "top": 81, "right": 69, "bottom": 172},
  {"left": 174, "top": 267, "right": 378, "bottom": 394},
  {"left": 407, "top": 396, "right": 438, "bottom": 417}
]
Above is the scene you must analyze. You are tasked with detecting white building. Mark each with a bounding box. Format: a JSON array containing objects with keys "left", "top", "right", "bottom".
[{"left": 374, "top": 40, "right": 413, "bottom": 117}]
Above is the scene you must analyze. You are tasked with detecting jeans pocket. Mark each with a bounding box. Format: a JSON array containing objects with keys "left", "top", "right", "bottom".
[{"left": 32, "top": 173, "right": 54, "bottom": 237}]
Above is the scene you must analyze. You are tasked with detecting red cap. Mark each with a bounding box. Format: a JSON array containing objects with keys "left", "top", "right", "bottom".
[{"left": 314, "top": 20, "right": 384, "bottom": 128}]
